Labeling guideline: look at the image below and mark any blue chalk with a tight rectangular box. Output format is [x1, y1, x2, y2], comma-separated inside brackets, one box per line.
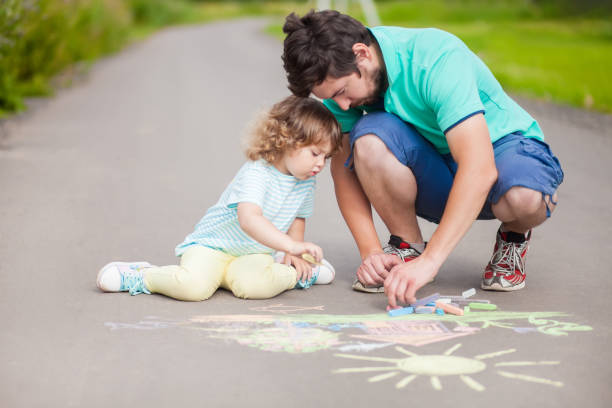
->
[410, 293, 440, 307]
[425, 302, 436, 307]
[415, 306, 436, 314]
[388, 307, 414, 317]
[435, 308, 445, 315]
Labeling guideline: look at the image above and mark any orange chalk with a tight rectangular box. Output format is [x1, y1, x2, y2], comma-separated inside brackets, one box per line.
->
[435, 300, 464, 316]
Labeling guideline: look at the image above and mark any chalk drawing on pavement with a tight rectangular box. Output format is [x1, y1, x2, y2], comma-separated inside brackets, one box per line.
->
[105, 309, 591, 391]
[334, 343, 563, 391]
[249, 304, 325, 314]
[106, 310, 592, 353]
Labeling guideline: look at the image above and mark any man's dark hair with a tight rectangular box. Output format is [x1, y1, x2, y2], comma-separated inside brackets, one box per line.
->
[282, 10, 372, 97]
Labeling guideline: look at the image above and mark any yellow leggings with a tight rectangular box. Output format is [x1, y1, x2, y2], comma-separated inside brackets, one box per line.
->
[143, 245, 298, 301]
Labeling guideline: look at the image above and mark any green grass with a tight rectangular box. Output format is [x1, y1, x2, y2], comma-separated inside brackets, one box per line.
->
[0, 0, 313, 118]
[1, 0, 132, 117]
[267, 0, 612, 113]
[3, 1, 610, 117]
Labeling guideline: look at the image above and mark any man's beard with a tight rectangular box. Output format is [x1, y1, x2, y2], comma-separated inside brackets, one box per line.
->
[352, 66, 388, 108]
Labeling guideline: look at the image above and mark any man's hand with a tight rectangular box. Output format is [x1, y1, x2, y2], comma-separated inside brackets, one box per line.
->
[384, 256, 439, 308]
[282, 253, 314, 283]
[357, 252, 403, 287]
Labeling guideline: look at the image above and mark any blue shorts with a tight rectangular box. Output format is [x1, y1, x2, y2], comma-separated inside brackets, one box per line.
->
[348, 112, 564, 224]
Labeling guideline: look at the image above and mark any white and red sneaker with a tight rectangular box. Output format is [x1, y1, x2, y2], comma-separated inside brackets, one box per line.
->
[352, 235, 423, 293]
[481, 228, 531, 291]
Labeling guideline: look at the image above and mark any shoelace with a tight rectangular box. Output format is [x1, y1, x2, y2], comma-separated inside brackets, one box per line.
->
[295, 268, 319, 289]
[490, 240, 526, 276]
[120, 269, 151, 296]
[383, 244, 421, 260]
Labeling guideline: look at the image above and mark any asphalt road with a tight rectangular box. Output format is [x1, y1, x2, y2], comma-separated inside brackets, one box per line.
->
[1, 19, 611, 408]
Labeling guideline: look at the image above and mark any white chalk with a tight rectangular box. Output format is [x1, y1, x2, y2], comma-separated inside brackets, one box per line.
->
[462, 288, 476, 299]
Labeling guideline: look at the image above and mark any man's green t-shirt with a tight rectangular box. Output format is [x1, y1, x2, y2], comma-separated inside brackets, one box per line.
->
[323, 26, 544, 155]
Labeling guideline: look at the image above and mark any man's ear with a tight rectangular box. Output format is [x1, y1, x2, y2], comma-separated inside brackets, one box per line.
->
[352, 43, 372, 62]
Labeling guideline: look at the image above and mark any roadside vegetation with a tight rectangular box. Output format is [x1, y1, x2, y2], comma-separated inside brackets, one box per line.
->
[1, 0, 610, 117]
[0, 0, 309, 118]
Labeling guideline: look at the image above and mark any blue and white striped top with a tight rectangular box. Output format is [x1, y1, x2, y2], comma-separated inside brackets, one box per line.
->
[175, 160, 315, 257]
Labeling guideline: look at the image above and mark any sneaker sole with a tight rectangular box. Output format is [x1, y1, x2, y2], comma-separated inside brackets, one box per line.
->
[352, 279, 385, 293]
[480, 280, 525, 292]
[352, 276, 436, 294]
[96, 261, 152, 291]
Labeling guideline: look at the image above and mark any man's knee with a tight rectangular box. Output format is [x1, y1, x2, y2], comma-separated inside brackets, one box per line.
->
[353, 135, 390, 169]
[501, 186, 552, 216]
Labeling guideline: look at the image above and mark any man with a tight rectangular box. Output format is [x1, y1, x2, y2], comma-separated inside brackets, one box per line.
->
[281, 10, 564, 308]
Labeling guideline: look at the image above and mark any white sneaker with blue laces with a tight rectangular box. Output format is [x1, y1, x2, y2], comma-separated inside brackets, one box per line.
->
[273, 252, 335, 286]
[96, 261, 153, 295]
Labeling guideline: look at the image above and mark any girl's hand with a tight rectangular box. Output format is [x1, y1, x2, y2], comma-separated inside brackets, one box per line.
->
[289, 240, 323, 263]
[282, 254, 313, 283]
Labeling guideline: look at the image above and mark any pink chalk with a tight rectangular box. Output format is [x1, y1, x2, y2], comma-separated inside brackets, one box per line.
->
[435, 300, 464, 316]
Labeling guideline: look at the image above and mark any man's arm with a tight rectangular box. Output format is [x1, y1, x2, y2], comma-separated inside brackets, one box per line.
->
[330, 134, 380, 257]
[385, 114, 497, 307]
[331, 134, 401, 285]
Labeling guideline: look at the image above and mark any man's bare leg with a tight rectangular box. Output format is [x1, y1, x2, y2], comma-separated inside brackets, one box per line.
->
[484, 186, 559, 291]
[492, 186, 558, 232]
[353, 134, 424, 244]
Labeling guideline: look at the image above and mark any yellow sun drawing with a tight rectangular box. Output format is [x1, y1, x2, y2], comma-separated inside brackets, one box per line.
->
[334, 343, 562, 391]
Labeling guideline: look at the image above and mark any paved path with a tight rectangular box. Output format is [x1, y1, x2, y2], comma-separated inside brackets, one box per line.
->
[1, 19, 611, 408]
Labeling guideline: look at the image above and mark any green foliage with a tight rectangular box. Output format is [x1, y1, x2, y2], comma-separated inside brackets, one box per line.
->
[128, 0, 200, 27]
[0, 0, 313, 117]
[374, 0, 612, 20]
[3, 1, 608, 116]
[0, 0, 25, 111]
[0, 0, 131, 116]
[373, 0, 612, 112]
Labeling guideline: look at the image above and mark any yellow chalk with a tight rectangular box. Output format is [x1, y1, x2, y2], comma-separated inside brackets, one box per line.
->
[301, 253, 322, 265]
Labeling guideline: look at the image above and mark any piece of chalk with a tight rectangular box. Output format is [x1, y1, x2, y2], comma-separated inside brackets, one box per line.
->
[425, 302, 436, 307]
[462, 288, 476, 298]
[410, 293, 440, 307]
[439, 295, 490, 303]
[438, 295, 465, 301]
[435, 308, 445, 315]
[415, 306, 436, 314]
[469, 302, 497, 310]
[464, 306, 470, 313]
[301, 253, 322, 265]
[435, 300, 464, 316]
[388, 306, 414, 317]
[437, 298, 451, 304]
[452, 299, 491, 307]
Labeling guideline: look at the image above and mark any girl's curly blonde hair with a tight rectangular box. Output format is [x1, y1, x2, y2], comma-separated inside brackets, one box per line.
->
[245, 96, 342, 163]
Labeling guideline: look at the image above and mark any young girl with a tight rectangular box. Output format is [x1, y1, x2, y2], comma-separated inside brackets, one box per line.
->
[96, 96, 342, 301]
